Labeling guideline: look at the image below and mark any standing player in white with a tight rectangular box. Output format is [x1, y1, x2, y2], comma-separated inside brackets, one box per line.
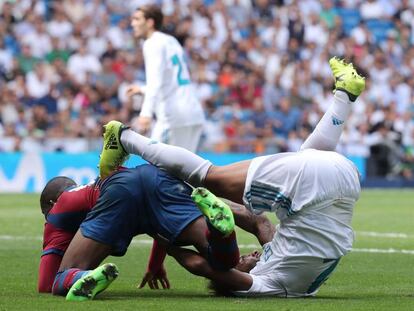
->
[99, 57, 365, 297]
[127, 5, 205, 152]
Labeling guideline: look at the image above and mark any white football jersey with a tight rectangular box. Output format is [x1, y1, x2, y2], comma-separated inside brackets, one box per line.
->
[140, 31, 205, 128]
[243, 149, 361, 259]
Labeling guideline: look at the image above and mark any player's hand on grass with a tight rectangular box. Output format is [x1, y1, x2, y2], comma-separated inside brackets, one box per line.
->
[126, 84, 143, 97]
[138, 266, 170, 290]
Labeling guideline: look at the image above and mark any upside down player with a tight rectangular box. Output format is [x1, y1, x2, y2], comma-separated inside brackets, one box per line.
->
[99, 57, 366, 297]
[38, 166, 273, 300]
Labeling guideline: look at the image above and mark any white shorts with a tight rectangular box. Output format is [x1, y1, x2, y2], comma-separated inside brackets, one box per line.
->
[234, 253, 341, 297]
[151, 123, 203, 153]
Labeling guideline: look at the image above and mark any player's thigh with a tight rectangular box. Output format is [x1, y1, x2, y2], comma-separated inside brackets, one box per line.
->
[59, 230, 112, 271]
[174, 216, 209, 257]
[204, 160, 251, 205]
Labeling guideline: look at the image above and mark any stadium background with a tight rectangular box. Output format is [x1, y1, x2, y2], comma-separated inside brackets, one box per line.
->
[0, 2, 413, 310]
[1, 0, 414, 190]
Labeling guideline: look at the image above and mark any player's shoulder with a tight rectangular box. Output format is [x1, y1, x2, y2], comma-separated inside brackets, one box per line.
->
[145, 31, 176, 48]
[48, 183, 95, 214]
[145, 31, 166, 45]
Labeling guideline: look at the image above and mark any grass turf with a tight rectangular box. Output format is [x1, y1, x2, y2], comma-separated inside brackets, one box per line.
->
[0, 190, 413, 310]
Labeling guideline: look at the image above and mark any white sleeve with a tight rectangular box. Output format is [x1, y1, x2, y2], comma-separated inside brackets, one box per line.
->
[140, 40, 165, 118]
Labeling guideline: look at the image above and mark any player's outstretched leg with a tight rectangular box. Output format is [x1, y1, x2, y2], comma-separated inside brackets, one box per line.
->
[66, 263, 119, 301]
[329, 56, 365, 102]
[300, 57, 366, 151]
[191, 187, 235, 236]
[99, 121, 129, 178]
[101, 120, 212, 187]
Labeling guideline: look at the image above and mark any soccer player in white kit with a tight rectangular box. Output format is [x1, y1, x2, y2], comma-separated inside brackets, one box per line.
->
[99, 57, 365, 297]
[127, 5, 205, 152]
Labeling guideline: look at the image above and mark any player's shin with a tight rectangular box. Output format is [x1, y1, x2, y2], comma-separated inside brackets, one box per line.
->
[300, 91, 351, 151]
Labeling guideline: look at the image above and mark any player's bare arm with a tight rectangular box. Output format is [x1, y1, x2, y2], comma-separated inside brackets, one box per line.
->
[225, 199, 275, 246]
[166, 246, 253, 292]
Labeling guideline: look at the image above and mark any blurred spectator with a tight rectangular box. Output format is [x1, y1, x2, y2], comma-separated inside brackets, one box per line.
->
[17, 44, 41, 74]
[21, 17, 52, 58]
[67, 41, 101, 84]
[360, 0, 386, 20]
[25, 62, 51, 99]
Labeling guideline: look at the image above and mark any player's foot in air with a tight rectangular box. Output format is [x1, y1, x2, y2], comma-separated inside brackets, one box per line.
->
[99, 121, 129, 179]
[191, 187, 235, 236]
[329, 57, 365, 102]
[66, 263, 119, 301]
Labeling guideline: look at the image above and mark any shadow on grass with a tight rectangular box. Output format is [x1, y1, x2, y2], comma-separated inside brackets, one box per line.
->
[100, 290, 210, 300]
[96, 290, 413, 301]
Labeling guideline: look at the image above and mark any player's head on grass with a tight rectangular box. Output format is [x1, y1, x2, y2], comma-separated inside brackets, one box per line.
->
[131, 4, 163, 39]
[209, 251, 261, 297]
[39, 176, 76, 216]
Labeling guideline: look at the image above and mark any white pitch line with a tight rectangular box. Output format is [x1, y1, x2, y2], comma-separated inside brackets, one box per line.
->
[4, 230, 413, 242]
[129, 240, 414, 255]
[351, 248, 414, 255]
[356, 231, 413, 239]
[0, 235, 42, 241]
[2, 235, 414, 256]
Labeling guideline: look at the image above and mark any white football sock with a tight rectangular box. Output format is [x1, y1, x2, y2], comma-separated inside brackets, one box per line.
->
[120, 129, 211, 186]
[300, 91, 351, 151]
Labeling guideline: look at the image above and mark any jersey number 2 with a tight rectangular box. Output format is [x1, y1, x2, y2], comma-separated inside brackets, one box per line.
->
[171, 54, 190, 86]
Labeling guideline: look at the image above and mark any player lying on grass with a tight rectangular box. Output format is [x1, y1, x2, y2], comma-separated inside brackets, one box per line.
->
[99, 57, 366, 297]
[38, 166, 273, 300]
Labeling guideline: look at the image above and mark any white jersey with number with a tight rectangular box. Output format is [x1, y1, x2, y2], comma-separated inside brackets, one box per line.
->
[140, 31, 205, 129]
[243, 149, 361, 260]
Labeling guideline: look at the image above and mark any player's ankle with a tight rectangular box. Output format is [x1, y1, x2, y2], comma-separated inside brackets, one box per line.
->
[334, 90, 352, 103]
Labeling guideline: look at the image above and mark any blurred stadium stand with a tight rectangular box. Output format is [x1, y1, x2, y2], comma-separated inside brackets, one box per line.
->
[0, 0, 414, 190]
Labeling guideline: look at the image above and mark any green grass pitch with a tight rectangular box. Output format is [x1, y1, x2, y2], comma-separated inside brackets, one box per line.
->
[0, 190, 413, 311]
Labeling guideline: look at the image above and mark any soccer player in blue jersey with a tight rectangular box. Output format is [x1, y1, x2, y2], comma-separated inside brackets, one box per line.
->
[38, 165, 272, 300]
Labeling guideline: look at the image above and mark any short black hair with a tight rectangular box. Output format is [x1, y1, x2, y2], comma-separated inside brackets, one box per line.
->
[138, 5, 163, 30]
[40, 176, 76, 215]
